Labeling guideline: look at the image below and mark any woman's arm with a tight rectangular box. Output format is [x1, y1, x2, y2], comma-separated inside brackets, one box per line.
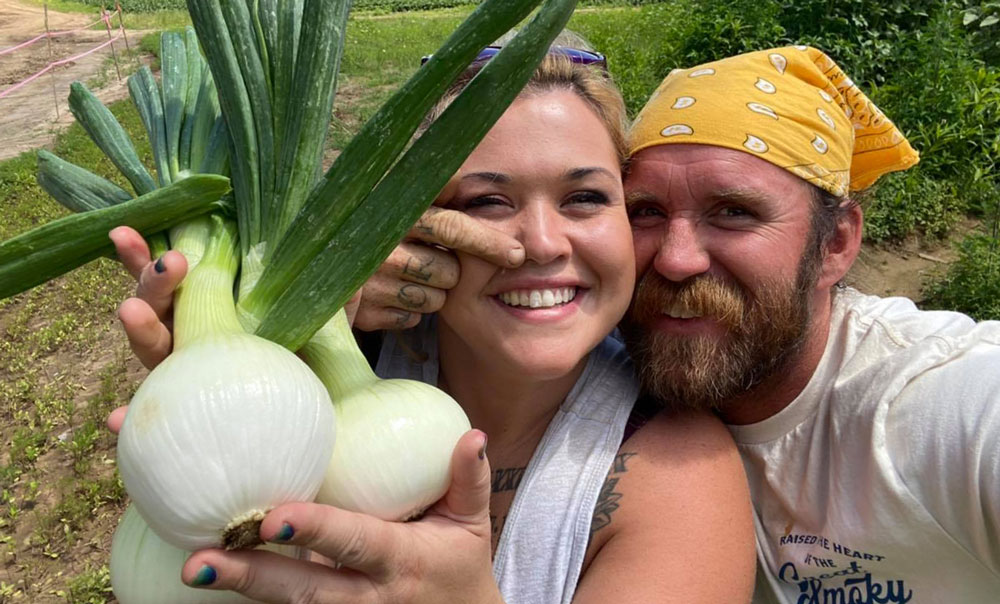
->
[575, 410, 756, 603]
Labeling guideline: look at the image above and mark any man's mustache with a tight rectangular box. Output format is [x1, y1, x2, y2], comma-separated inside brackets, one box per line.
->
[628, 272, 748, 332]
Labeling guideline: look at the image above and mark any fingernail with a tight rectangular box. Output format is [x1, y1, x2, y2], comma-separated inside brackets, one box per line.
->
[507, 247, 525, 267]
[189, 564, 217, 587]
[478, 433, 488, 460]
[154, 257, 166, 274]
[273, 522, 295, 542]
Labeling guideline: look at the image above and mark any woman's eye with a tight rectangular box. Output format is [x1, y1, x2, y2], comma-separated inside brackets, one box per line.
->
[566, 191, 610, 206]
[466, 196, 506, 208]
[449, 195, 509, 213]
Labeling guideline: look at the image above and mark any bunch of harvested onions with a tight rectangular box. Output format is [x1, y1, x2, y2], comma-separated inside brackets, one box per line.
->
[0, 0, 578, 599]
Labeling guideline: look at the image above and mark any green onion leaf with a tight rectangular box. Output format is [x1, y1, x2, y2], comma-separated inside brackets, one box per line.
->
[69, 81, 158, 196]
[256, 0, 578, 349]
[0, 175, 231, 300]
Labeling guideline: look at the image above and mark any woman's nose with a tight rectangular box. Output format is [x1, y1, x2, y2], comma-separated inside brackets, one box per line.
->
[652, 218, 710, 282]
[518, 205, 571, 265]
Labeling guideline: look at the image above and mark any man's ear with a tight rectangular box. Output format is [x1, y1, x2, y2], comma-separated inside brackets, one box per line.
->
[818, 203, 863, 290]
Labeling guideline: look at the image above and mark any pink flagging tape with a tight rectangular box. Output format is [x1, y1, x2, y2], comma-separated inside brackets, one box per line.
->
[0, 9, 120, 57]
[0, 27, 124, 100]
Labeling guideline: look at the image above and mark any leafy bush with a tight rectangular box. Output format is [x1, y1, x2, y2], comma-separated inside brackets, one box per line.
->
[572, 4, 690, 115]
[962, 1, 1000, 63]
[864, 171, 966, 243]
[869, 6, 999, 206]
[924, 232, 1000, 320]
[672, 0, 786, 65]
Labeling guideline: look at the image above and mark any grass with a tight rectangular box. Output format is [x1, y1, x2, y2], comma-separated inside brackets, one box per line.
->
[20, 0, 191, 30]
[0, 100, 147, 602]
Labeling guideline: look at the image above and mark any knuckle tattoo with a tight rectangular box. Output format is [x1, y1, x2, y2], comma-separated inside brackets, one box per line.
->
[392, 309, 412, 327]
[402, 255, 434, 282]
[397, 284, 428, 309]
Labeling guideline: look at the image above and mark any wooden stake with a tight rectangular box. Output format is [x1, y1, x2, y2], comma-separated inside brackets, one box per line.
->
[44, 2, 60, 119]
[103, 7, 122, 81]
[115, 2, 135, 65]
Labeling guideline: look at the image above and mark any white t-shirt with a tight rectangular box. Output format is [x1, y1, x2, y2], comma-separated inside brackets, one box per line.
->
[729, 288, 1000, 603]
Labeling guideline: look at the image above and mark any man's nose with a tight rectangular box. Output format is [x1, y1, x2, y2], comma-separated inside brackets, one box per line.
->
[652, 219, 710, 282]
[519, 206, 571, 265]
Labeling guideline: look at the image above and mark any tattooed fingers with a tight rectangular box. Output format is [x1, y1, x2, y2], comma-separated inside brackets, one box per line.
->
[380, 241, 460, 290]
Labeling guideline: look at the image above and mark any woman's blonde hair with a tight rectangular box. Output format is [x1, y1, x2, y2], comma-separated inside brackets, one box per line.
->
[423, 31, 629, 165]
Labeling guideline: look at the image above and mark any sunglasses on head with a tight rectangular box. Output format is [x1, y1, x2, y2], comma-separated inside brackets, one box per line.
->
[421, 45, 608, 71]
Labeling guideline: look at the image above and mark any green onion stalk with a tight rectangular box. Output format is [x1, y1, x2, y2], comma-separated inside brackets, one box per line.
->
[0, 0, 580, 570]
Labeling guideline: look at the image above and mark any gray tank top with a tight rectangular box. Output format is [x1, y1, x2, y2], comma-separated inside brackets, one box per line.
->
[376, 317, 639, 604]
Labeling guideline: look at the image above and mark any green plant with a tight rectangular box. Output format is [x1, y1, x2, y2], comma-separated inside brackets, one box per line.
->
[864, 170, 966, 243]
[963, 1, 1000, 61]
[924, 232, 1000, 319]
[674, 0, 786, 65]
[63, 564, 112, 604]
[0, 581, 22, 602]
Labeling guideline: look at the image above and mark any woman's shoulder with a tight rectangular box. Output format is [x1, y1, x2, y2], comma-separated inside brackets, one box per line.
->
[599, 409, 743, 524]
[578, 409, 755, 602]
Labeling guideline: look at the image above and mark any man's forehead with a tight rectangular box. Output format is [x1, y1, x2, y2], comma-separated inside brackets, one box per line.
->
[625, 144, 810, 197]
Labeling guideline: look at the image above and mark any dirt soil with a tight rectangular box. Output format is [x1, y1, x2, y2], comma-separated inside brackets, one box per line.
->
[0, 0, 145, 162]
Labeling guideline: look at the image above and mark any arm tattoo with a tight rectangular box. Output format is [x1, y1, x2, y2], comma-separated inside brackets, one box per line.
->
[402, 255, 434, 282]
[590, 452, 636, 536]
[397, 283, 428, 309]
[490, 513, 508, 544]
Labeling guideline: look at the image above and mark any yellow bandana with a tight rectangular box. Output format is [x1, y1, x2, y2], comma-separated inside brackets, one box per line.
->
[628, 46, 919, 196]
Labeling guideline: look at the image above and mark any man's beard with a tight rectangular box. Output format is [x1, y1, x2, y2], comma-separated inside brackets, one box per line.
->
[620, 255, 820, 412]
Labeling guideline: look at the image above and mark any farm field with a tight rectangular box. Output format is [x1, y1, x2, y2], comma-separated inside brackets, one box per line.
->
[0, 0, 996, 601]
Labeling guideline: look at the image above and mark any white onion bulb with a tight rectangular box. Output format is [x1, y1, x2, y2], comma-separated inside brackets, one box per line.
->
[318, 378, 470, 520]
[117, 334, 335, 550]
[111, 504, 300, 603]
[116, 218, 335, 551]
[299, 311, 470, 521]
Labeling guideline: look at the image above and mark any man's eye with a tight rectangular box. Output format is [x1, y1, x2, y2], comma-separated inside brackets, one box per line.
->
[718, 206, 752, 218]
[628, 206, 664, 219]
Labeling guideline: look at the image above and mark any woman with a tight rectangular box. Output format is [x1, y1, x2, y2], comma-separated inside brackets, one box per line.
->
[109, 37, 755, 603]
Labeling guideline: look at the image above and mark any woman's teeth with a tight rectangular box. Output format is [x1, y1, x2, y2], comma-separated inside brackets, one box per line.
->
[499, 287, 577, 309]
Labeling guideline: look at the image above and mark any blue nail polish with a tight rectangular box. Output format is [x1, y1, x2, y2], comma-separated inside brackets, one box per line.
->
[274, 523, 295, 541]
[154, 257, 167, 274]
[190, 565, 217, 587]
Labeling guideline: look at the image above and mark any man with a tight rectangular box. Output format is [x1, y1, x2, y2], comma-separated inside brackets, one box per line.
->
[619, 46, 1000, 602]
[112, 47, 999, 602]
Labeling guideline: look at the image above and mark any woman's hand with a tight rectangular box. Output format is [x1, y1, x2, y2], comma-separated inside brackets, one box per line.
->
[109, 226, 188, 370]
[180, 429, 503, 604]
